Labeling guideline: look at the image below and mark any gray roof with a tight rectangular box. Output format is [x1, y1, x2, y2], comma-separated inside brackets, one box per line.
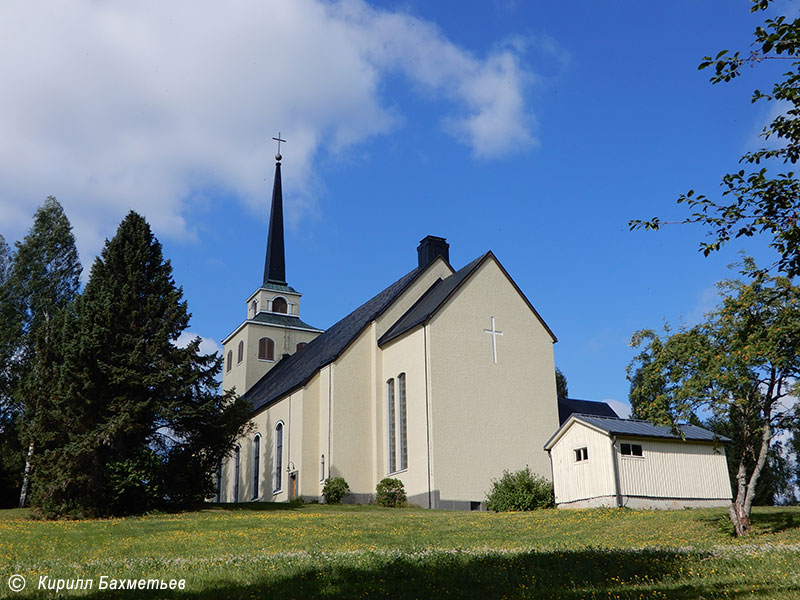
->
[378, 252, 557, 347]
[557, 398, 619, 425]
[574, 414, 730, 443]
[244, 266, 424, 413]
[378, 254, 486, 346]
[249, 312, 321, 332]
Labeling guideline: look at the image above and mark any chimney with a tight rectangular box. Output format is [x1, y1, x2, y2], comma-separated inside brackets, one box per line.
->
[417, 236, 450, 269]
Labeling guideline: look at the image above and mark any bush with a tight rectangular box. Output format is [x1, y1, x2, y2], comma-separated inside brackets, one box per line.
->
[322, 477, 350, 504]
[485, 467, 554, 512]
[376, 477, 406, 508]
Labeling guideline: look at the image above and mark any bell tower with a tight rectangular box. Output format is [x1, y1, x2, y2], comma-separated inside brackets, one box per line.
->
[221, 138, 323, 396]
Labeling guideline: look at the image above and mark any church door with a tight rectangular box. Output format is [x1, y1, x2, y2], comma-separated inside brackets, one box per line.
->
[289, 471, 298, 500]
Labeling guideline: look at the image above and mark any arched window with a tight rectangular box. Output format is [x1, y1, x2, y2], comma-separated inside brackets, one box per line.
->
[252, 434, 261, 500]
[296, 342, 307, 352]
[215, 460, 222, 503]
[226, 350, 233, 373]
[237, 340, 244, 364]
[274, 422, 284, 493]
[386, 378, 396, 473]
[398, 373, 408, 471]
[250, 299, 258, 317]
[233, 445, 241, 503]
[272, 297, 288, 314]
[258, 337, 275, 361]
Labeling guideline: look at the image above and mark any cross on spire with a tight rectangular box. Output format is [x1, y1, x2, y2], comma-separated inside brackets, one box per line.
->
[272, 132, 286, 161]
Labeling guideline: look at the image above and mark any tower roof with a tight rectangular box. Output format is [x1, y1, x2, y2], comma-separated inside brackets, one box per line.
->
[263, 159, 286, 286]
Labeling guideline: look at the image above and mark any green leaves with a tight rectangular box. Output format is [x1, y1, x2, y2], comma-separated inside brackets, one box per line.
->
[628, 265, 800, 532]
[631, 2, 800, 277]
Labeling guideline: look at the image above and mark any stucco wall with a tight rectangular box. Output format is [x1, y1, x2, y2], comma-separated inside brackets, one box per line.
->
[426, 257, 559, 505]
[220, 392, 297, 503]
[221, 322, 320, 396]
[379, 326, 433, 507]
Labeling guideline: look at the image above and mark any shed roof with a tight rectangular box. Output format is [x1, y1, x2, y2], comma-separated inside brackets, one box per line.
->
[545, 414, 730, 450]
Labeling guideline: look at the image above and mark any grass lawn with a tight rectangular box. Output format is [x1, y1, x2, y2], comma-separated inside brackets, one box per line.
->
[0, 503, 798, 599]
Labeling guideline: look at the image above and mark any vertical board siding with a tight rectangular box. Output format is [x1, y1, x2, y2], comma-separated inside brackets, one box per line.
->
[618, 439, 731, 499]
[550, 424, 614, 503]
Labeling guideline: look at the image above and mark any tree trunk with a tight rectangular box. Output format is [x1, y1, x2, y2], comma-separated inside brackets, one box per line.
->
[18, 441, 34, 508]
[729, 500, 750, 536]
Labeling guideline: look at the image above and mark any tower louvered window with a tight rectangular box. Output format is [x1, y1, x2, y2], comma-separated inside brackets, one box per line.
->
[258, 337, 275, 361]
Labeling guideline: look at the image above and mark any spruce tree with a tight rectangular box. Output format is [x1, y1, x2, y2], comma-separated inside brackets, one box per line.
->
[5, 198, 81, 507]
[33, 211, 249, 517]
[0, 235, 25, 507]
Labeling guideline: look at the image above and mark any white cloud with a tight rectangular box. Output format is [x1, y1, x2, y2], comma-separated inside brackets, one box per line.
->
[175, 331, 223, 358]
[0, 0, 540, 264]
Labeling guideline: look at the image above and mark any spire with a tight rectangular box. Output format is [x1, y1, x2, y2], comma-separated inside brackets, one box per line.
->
[263, 138, 287, 286]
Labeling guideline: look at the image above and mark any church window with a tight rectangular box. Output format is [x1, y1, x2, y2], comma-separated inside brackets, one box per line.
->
[258, 337, 275, 361]
[215, 460, 222, 503]
[274, 422, 284, 493]
[252, 434, 261, 500]
[387, 378, 396, 473]
[272, 297, 288, 314]
[398, 373, 408, 471]
[320, 454, 325, 482]
[233, 445, 241, 502]
[620, 443, 643, 457]
[574, 447, 588, 462]
[296, 342, 307, 352]
[237, 340, 244, 364]
[226, 350, 232, 373]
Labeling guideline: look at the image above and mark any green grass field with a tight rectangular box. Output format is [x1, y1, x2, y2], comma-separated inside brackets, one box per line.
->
[0, 503, 798, 599]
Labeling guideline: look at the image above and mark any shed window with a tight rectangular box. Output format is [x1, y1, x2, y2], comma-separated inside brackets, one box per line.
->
[258, 337, 275, 361]
[272, 297, 288, 314]
[620, 443, 643, 457]
[574, 447, 588, 462]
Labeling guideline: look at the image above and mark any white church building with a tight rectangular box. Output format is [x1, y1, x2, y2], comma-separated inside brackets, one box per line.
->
[216, 154, 732, 510]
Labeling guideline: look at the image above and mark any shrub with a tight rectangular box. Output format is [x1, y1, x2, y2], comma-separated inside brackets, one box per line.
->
[485, 467, 554, 512]
[322, 477, 350, 504]
[376, 477, 406, 508]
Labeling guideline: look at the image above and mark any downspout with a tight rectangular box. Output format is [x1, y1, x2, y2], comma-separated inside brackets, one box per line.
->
[424, 324, 432, 509]
[328, 366, 332, 480]
[546, 449, 555, 506]
[610, 435, 622, 508]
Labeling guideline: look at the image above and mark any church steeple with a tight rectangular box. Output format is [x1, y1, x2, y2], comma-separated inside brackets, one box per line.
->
[263, 144, 286, 286]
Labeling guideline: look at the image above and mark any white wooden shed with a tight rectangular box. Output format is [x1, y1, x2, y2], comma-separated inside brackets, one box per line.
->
[544, 414, 733, 509]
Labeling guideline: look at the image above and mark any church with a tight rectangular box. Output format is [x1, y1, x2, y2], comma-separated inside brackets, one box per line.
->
[216, 152, 562, 509]
[216, 153, 732, 510]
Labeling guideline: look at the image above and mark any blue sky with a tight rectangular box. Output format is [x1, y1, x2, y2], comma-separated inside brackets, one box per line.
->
[0, 0, 789, 417]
